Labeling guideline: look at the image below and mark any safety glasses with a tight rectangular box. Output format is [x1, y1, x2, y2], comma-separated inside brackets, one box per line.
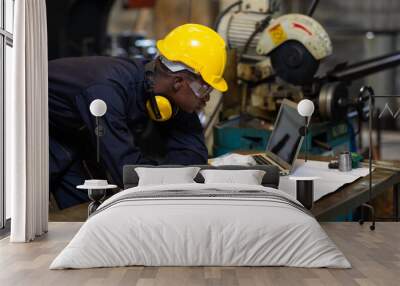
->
[159, 55, 213, 98]
[188, 80, 213, 99]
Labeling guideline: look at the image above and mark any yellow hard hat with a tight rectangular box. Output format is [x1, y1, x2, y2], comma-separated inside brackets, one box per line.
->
[157, 23, 228, 92]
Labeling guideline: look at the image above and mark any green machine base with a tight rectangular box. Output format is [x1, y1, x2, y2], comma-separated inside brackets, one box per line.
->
[213, 116, 351, 157]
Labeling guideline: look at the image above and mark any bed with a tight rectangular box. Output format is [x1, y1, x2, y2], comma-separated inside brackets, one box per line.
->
[50, 165, 350, 269]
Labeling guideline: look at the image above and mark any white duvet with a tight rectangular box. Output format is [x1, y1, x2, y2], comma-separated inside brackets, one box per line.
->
[50, 183, 350, 269]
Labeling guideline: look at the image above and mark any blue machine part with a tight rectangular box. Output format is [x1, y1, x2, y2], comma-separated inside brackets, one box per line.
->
[213, 117, 352, 157]
[213, 117, 270, 157]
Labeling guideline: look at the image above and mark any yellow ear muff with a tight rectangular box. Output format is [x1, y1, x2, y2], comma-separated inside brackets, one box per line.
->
[146, 95, 173, 122]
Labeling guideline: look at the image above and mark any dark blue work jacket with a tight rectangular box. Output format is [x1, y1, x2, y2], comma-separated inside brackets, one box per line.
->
[48, 56, 208, 187]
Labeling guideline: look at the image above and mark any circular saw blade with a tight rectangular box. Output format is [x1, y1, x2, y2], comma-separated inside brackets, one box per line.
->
[270, 40, 319, 86]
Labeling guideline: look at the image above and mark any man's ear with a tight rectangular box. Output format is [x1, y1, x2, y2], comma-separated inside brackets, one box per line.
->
[173, 76, 184, 91]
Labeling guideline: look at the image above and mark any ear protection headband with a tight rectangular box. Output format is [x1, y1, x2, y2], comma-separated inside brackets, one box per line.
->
[144, 61, 176, 122]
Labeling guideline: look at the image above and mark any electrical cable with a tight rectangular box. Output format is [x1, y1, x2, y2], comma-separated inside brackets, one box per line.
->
[307, 0, 320, 17]
[213, 1, 242, 30]
[241, 15, 272, 57]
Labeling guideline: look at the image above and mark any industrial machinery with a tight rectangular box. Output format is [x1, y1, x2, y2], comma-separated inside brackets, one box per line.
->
[213, 0, 400, 156]
[45, 0, 400, 156]
[46, 0, 157, 60]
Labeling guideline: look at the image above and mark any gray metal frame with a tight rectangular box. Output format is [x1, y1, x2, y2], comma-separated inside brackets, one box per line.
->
[0, 0, 13, 229]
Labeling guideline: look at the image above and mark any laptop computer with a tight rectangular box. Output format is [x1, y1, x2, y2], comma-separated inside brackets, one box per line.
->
[252, 99, 305, 176]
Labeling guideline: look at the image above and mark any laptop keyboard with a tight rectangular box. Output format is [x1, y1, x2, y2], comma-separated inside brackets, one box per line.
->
[253, 154, 289, 176]
[253, 155, 272, 165]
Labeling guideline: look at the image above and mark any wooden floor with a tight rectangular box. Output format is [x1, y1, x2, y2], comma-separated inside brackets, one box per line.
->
[0, 222, 399, 286]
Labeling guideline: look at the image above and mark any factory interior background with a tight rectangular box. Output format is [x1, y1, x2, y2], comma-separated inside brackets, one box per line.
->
[40, 0, 400, 220]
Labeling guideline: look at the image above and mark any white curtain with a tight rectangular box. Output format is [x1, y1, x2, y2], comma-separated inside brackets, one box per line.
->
[6, 0, 49, 242]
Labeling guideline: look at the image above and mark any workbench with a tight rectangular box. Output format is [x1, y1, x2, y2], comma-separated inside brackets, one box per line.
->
[312, 159, 400, 221]
[233, 151, 400, 222]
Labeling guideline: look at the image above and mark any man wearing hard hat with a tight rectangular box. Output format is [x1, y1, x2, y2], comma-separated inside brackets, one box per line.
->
[49, 24, 228, 209]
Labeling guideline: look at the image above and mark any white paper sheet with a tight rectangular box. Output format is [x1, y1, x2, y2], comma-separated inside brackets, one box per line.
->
[279, 160, 371, 201]
[209, 153, 257, 166]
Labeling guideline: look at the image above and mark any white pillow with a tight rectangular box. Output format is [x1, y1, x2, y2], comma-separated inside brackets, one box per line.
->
[135, 167, 201, 186]
[200, 169, 266, 185]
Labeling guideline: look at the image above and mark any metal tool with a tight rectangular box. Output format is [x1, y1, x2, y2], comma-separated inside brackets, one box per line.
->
[338, 151, 352, 172]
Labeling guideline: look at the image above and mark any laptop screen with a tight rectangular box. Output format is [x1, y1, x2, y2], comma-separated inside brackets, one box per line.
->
[266, 101, 304, 165]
